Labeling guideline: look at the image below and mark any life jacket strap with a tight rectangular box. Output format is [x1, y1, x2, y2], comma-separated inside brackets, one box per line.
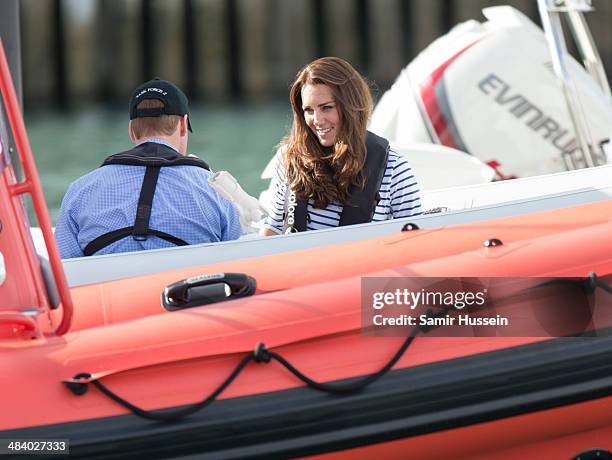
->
[83, 163, 187, 256]
[82, 142, 208, 256]
[338, 131, 389, 226]
[83, 227, 188, 256]
[291, 131, 389, 232]
[132, 165, 160, 240]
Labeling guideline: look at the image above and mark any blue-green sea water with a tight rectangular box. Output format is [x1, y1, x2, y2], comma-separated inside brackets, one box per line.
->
[25, 101, 291, 222]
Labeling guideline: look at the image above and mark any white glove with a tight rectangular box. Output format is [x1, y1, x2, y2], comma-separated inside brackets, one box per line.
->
[209, 171, 263, 232]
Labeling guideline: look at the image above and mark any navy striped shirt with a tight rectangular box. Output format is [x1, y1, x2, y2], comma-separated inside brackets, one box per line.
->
[264, 149, 422, 234]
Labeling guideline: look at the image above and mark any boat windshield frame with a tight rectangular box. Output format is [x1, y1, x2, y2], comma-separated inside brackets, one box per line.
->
[537, 0, 611, 169]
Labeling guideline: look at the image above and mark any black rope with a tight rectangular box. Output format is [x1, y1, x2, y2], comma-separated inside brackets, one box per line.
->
[64, 309, 442, 420]
[71, 354, 255, 422]
[63, 274, 612, 422]
[266, 311, 430, 395]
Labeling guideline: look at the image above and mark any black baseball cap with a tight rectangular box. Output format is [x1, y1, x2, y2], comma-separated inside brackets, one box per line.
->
[129, 78, 193, 132]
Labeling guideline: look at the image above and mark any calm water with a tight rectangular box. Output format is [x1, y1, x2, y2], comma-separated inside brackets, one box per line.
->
[25, 101, 291, 222]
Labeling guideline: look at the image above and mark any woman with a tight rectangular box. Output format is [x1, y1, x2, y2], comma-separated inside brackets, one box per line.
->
[262, 57, 421, 235]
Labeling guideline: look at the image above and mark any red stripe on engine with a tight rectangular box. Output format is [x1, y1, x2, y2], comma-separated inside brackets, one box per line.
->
[419, 41, 480, 149]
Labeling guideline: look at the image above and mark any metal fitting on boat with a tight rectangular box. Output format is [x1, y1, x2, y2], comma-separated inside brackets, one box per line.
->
[401, 223, 420, 232]
[483, 238, 503, 247]
[585, 272, 598, 294]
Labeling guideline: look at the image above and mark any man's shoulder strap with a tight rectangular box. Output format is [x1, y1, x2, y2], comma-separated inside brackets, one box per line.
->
[101, 142, 210, 170]
[83, 163, 190, 256]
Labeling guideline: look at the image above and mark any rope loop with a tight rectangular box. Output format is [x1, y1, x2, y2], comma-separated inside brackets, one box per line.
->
[253, 342, 271, 363]
[63, 372, 92, 396]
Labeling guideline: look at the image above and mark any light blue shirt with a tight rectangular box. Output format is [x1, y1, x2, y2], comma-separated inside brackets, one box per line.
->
[55, 141, 241, 258]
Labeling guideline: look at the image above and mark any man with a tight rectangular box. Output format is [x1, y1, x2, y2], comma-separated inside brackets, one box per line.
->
[55, 78, 241, 258]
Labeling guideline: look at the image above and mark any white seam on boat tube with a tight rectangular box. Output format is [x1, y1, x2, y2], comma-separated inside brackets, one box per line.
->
[0, 252, 5, 286]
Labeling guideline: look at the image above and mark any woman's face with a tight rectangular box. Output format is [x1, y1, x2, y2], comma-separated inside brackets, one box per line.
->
[301, 84, 342, 147]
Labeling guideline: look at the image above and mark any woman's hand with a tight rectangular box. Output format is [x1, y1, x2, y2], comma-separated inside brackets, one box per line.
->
[261, 228, 278, 237]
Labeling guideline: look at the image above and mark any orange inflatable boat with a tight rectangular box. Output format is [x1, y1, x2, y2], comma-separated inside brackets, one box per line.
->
[1, 37, 612, 460]
[2, 214, 612, 459]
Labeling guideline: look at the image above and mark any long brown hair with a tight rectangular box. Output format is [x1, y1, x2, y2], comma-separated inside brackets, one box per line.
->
[284, 57, 373, 208]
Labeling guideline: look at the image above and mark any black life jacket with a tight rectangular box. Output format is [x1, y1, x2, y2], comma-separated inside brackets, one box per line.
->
[292, 131, 390, 232]
[83, 142, 210, 256]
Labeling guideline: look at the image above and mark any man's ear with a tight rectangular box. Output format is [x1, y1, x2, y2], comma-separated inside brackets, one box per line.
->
[179, 115, 188, 136]
[128, 121, 136, 143]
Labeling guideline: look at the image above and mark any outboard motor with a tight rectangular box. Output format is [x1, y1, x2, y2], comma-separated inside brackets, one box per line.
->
[370, 5, 612, 179]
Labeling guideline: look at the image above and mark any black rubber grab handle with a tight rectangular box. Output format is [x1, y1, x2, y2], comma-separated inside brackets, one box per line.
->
[162, 272, 257, 311]
[571, 449, 612, 460]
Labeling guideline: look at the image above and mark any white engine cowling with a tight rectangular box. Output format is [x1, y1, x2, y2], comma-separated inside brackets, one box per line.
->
[370, 6, 612, 179]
